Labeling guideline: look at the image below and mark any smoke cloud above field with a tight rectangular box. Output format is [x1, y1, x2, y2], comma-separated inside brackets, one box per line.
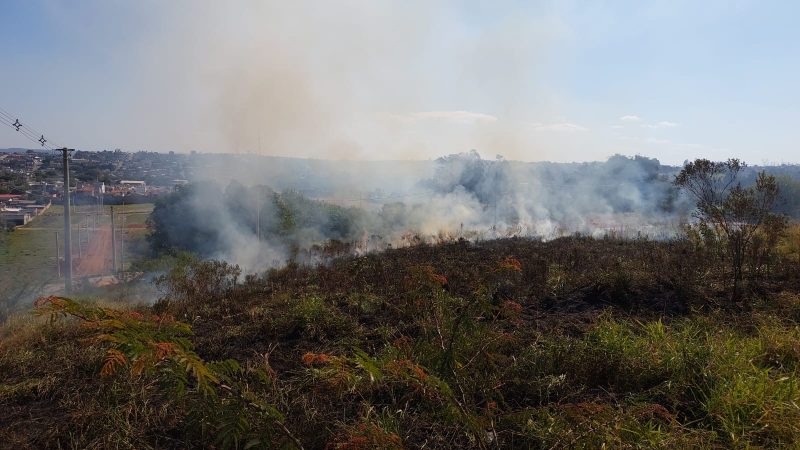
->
[211, 2, 566, 161]
[93, 1, 582, 161]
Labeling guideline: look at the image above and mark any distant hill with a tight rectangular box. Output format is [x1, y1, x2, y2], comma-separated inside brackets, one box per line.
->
[0, 148, 49, 153]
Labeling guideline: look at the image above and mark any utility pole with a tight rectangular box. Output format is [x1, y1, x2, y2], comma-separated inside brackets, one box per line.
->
[111, 206, 117, 273]
[55, 231, 61, 278]
[60, 148, 74, 294]
[120, 195, 125, 275]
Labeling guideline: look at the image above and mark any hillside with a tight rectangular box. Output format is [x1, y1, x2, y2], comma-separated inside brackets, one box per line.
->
[2, 235, 800, 448]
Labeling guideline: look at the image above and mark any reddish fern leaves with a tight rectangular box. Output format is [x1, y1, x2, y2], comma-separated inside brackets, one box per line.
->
[33, 296, 214, 389]
[100, 348, 128, 377]
[498, 256, 522, 273]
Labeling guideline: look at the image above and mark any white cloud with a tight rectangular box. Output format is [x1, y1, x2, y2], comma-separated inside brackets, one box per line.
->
[620, 115, 642, 122]
[642, 121, 678, 129]
[400, 110, 498, 124]
[531, 122, 588, 132]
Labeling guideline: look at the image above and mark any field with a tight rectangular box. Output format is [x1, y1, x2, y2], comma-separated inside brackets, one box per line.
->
[0, 203, 154, 319]
[2, 234, 800, 448]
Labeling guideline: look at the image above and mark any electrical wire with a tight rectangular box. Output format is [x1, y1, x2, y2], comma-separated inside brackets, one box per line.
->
[0, 105, 61, 150]
[0, 106, 50, 142]
[0, 114, 42, 145]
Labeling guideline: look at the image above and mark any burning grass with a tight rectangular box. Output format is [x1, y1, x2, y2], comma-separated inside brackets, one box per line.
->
[2, 236, 800, 448]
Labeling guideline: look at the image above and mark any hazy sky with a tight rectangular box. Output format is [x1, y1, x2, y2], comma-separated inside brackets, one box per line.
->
[1, 0, 798, 165]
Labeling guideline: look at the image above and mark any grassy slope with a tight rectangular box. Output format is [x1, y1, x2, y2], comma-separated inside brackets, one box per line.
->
[0, 204, 154, 317]
[2, 237, 800, 448]
[0, 205, 67, 314]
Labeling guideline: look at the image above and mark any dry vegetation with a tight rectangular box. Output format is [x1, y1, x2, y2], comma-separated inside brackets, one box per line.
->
[2, 230, 800, 448]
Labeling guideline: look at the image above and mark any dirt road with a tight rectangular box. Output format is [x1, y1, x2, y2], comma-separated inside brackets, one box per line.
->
[75, 225, 112, 277]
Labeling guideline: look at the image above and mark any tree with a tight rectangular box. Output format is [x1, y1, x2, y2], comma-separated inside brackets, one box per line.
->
[674, 159, 785, 301]
[774, 174, 800, 219]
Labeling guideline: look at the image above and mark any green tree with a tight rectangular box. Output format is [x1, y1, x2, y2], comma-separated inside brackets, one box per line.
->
[675, 158, 786, 302]
[775, 174, 800, 219]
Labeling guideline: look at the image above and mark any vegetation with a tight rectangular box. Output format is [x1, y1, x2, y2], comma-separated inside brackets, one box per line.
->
[147, 183, 367, 257]
[0, 167, 28, 194]
[0, 205, 72, 321]
[3, 156, 800, 448]
[0, 204, 154, 320]
[675, 159, 786, 302]
[3, 231, 800, 448]
[775, 174, 800, 218]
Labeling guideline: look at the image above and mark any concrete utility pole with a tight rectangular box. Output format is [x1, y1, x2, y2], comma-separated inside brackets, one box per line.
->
[120, 196, 125, 274]
[60, 148, 74, 294]
[55, 231, 61, 278]
[111, 206, 117, 273]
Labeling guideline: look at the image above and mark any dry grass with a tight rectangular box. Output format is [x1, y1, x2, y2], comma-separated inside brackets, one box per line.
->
[2, 236, 800, 448]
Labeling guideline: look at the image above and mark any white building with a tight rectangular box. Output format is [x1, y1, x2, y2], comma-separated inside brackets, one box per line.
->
[119, 180, 147, 194]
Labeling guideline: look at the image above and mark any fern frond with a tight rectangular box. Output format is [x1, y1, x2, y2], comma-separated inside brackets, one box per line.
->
[100, 348, 128, 377]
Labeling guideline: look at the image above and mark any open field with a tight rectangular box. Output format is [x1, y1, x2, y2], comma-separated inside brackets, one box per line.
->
[3, 235, 800, 448]
[0, 204, 154, 318]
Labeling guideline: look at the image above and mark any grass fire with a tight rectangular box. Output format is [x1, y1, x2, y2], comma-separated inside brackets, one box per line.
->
[3, 2, 800, 449]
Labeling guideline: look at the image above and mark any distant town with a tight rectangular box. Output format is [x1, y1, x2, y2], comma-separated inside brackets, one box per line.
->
[0, 149, 190, 228]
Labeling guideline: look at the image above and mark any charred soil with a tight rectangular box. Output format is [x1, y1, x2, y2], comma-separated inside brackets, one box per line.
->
[3, 236, 800, 448]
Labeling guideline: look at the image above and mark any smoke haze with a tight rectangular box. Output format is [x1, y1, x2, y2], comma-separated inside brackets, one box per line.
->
[6, 2, 800, 165]
[19, 1, 589, 161]
[148, 152, 693, 271]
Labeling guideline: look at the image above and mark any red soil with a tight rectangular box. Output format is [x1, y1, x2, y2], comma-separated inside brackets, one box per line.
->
[75, 225, 112, 277]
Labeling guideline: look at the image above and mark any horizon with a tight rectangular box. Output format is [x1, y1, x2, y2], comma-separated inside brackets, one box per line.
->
[4, 147, 800, 170]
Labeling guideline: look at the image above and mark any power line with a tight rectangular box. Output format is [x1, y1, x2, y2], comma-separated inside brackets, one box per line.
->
[0, 104, 75, 293]
[0, 106, 60, 150]
[0, 117, 42, 146]
[0, 106, 53, 142]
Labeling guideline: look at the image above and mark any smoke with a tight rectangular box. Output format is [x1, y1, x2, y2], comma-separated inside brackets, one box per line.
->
[186, 1, 566, 160]
[392, 152, 690, 239]
[51, 1, 579, 160]
[150, 152, 693, 271]
[92, 2, 690, 267]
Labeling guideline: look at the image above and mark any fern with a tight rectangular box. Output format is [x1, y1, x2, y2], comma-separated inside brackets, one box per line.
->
[33, 296, 304, 449]
[100, 348, 128, 377]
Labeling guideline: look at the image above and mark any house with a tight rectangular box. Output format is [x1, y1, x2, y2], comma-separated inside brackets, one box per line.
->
[0, 207, 32, 227]
[119, 180, 147, 194]
[0, 194, 22, 203]
[22, 202, 50, 217]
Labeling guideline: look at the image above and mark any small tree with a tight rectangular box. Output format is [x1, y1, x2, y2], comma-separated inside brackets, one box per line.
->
[674, 159, 785, 301]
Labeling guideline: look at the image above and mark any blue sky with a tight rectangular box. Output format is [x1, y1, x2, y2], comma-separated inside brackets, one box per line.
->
[1, 1, 798, 165]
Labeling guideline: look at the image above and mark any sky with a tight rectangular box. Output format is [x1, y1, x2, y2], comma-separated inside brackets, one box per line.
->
[0, 0, 799, 165]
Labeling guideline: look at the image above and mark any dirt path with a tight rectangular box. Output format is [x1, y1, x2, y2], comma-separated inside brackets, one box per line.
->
[75, 225, 112, 277]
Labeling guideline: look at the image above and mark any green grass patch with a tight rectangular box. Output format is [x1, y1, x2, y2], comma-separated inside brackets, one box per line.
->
[0, 204, 155, 318]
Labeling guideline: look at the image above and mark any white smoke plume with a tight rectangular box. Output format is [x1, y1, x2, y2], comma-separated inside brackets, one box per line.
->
[149, 152, 693, 271]
[36, 1, 584, 161]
